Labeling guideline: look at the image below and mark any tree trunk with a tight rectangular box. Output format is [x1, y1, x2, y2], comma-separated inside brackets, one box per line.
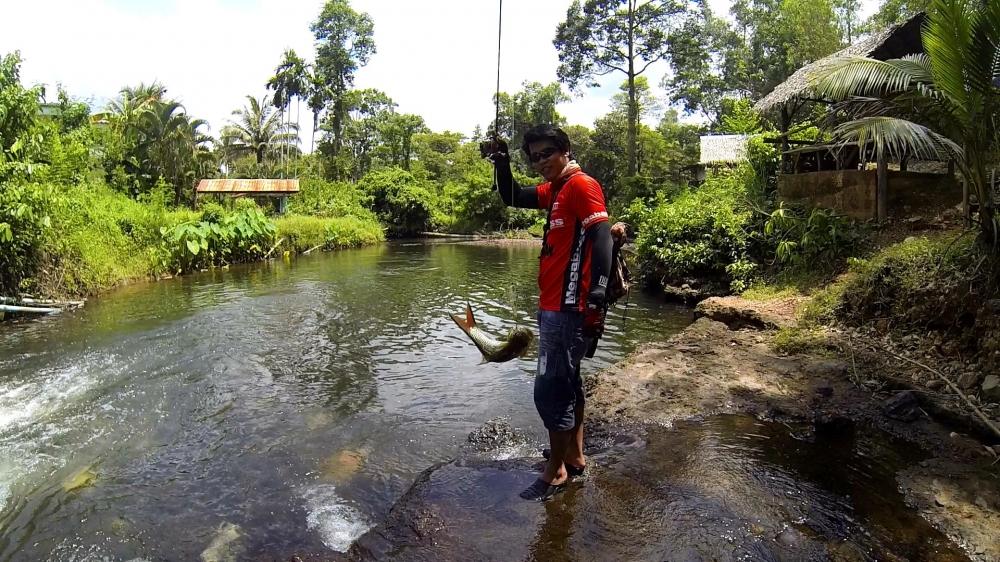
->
[625, 0, 638, 177]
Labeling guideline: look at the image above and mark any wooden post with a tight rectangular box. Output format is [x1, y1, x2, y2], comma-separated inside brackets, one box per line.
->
[962, 178, 970, 227]
[877, 150, 888, 222]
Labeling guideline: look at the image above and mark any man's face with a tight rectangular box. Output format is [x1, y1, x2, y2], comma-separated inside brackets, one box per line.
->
[527, 140, 569, 183]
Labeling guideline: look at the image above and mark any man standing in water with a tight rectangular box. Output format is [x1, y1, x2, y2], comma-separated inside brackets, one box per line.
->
[482, 125, 613, 501]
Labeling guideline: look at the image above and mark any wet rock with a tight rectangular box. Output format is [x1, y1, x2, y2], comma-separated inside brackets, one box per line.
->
[663, 284, 718, 304]
[957, 371, 981, 390]
[882, 391, 921, 422]
[200, 522, 243, 562]
[982, 375, 1000, 402]
[466, 417, 528, 452]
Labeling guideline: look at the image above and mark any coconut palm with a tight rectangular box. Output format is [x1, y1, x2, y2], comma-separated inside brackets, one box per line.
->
[221, 95, 299, 168]
[266, 49, 308, 168]
[136, 100, 214, 205]
[810, 0, 1000, 245]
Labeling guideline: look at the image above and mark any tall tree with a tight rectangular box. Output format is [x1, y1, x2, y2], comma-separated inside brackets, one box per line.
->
[379, 113, 428, 171]
[311, 0, 375, 158]
[865, 0, 930, 31]
[0, 51, 44, 181]
[266, 49, 308, 169]
[554, 0, 689, 176]
[493, 81, 568, 172]
[833, 0, 862, 44]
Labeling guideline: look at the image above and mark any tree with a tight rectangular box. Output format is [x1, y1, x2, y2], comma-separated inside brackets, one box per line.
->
[663, 1, 741, 125]
[833, 0, 862, 44]
[811, 0, 1000, 245]
[326, 88, 395, 180]
[668, 0, 842, 128]
[266, 49, 308, 169]
[555, 0, 689, 176]
[221, 95, 298, 168]
[492, 81, 568, 170]
[136, 101, 213, 205]
[0, 51, 44, 181]
[379, 113, 427, 171]
[865, 0, 930, 31]
[311, 0, 375, 157]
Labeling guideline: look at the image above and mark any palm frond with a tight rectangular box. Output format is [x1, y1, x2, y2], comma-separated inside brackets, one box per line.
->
[811, 55, 934, 101]
[831, 116, 963, 162]
[923, 0, 975, 117]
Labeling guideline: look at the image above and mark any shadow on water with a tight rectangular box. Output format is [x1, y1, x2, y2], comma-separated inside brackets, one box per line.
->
[0, 241, 690, 560]
[352, 414, 969, 562]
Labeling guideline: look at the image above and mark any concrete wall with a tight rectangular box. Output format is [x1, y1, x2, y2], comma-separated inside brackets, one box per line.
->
[778, 170, 960, 220]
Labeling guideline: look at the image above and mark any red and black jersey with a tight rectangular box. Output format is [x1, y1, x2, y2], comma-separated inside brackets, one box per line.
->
[536, 172, 609, 312]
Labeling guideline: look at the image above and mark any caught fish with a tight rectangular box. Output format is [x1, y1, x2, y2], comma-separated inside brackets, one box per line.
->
[451, 304, 533, 363]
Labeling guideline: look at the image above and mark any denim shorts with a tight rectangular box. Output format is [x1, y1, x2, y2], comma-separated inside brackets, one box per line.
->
[534, 309, 592, 432]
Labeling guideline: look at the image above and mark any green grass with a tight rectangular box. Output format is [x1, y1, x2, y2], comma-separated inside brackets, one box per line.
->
[274, 214, 384, 254]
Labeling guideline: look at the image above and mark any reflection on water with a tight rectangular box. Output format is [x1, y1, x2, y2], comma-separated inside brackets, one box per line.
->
[0, 241, 690, 560]
[352, 415, 968, 562]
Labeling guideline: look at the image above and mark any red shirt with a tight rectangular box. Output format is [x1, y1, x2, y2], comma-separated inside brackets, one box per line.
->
[536, 172, 609, 312]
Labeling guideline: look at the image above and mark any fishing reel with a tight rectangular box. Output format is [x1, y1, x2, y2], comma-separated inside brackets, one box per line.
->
[479, 137, 509, 160]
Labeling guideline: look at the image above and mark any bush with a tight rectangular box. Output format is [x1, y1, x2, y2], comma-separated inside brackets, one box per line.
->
[830, 232, 995, 330]
[764, 204, 863, 268]
[633, 166, 757, 291]
[0, 183, 57, 293]
[159, 204, 276, 273]
[358, 167, 436, 236]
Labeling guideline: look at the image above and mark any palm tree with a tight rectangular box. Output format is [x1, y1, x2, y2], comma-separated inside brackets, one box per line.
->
[136, 100, 214, 205]
[221, 95, 299, 168]
[810, 0, 1000, 245]
[267, 49, 308, 170]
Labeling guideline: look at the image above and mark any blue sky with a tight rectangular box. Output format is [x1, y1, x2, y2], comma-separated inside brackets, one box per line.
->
[2, 0, 879, 148]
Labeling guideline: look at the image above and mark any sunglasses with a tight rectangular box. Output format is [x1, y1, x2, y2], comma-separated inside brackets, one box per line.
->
[528, 147, 560, 163]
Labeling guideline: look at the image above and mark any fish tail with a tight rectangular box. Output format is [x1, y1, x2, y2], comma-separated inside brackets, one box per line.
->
[450, 302, 477, 335]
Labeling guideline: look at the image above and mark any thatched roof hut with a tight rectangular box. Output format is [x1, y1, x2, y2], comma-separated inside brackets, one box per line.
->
[699, 135, 749, 165]
[754, 13, 926, 114]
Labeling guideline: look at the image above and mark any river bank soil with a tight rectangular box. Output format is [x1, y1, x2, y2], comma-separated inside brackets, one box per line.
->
[345, 297, 1000, 562]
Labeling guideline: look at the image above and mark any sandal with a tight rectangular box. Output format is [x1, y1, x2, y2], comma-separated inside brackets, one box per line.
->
[519, 478, 566, 502]
[541, 448, 586, 477]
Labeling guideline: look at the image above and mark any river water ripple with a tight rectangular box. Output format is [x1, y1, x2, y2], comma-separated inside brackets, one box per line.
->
[0, 242, 690, 560]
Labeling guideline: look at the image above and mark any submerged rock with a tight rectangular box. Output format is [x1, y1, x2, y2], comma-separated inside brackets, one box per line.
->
[61, 467, 96, 493]
[200, 522, 243, 562]
[466, 417, 528, 453]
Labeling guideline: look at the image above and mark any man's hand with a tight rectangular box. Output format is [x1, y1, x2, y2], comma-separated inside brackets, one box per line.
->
[479, 137, 509, 162]
[582, 304, 605, 339]
[611, 222, 628, 245]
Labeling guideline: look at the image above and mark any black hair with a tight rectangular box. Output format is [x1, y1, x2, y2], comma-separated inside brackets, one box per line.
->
[521, 124, 571, 156]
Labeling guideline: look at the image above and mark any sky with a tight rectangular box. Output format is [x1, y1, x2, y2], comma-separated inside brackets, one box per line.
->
[1, 0, 879, 147]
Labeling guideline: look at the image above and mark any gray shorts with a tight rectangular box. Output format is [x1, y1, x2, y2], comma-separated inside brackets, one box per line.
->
[534, 309, 592, 432]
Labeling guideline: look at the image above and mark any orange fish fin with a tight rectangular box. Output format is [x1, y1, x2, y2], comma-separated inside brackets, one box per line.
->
[465, 302, 476, 329]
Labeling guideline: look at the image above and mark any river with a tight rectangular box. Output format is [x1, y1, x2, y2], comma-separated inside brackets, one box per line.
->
[0, 241, 691, 560]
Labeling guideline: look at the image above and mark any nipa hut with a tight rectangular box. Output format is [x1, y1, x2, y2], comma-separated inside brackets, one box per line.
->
[754, 13, 961, 222]
[195, 179, 300, 214]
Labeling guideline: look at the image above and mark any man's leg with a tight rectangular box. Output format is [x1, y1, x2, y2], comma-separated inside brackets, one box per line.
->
[542, 429, 572, 484]
[564, 401, 586, 469]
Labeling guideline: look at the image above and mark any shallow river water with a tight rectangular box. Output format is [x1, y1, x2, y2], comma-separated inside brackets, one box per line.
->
[0, 241, 690, 560]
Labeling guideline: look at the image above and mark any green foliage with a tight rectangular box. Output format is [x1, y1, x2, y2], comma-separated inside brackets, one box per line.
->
[764, 203, 862, 267]
[274, 214, 383, 253]
[633, 166, 757, 290]
[288, 177, 376, 221]
[0, 183, 56, 293]
[159, 202, 277, 273]
[830, 232, 996, 329]
[358, 167, 435, 236]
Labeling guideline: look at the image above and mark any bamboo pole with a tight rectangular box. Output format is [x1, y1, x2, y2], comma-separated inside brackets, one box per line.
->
[0, 304, 60, 314]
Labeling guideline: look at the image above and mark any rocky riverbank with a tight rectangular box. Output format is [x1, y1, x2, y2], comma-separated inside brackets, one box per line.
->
[341, 296, 1000, 561]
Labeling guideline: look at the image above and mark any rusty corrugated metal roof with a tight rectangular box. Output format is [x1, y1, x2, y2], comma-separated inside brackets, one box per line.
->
[196, 179, 300, 193]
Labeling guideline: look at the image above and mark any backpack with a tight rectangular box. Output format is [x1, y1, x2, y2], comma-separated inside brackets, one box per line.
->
[606, 238, 631, 307]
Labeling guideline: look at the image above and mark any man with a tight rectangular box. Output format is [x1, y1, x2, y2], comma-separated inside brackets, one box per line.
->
[482, 124, 613, 501]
